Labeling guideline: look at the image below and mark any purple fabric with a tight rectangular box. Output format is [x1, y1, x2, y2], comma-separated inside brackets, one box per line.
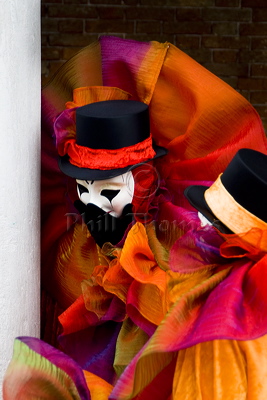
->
[100, 36, 152, 98]
[58, 321, 122, 384]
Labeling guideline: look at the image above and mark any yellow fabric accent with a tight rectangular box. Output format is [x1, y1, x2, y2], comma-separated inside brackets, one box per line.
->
[114, 318, 149, 377]
[65, 86, 132, 108]
[49, 223, 108, 310]
[83, 371, 113, 400]
[173, 335, 267, 400]
[42, 40, 102, 104]
[205, 174, 267, 250]
[167, 265, 232, 312]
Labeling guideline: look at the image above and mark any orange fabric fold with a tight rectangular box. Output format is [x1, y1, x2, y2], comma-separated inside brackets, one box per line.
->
[172, 335, 267, 400]
[66, 86, 131, 108]
[83, 371, 113, 400]
[80, 222, 168, 327]
[219, 228, 267, 259]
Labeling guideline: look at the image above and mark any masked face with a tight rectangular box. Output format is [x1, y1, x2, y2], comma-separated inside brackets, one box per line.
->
[76, 171, 135, 218]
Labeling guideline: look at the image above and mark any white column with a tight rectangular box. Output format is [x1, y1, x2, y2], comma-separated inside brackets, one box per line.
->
[0, 0, 41, 393]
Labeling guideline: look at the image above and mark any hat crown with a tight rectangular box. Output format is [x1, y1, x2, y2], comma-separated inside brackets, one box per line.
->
[76, 100, 150, 150]
[221, 148, 267, 222]
[58, 99, 167, 180]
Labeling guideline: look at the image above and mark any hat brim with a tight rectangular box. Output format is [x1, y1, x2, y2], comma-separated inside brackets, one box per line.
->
[59, 144, 168, 180]
[184, 185, 232, 234]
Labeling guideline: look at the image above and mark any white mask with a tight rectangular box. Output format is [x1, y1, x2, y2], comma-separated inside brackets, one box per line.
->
[198, 211, 212, 227]
[76, 171, 135, 218]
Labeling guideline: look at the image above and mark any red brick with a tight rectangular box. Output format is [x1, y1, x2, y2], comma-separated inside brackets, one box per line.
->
[216, 0, 239, 5]
[48, 5, 97, 18]
[64, 0, 87, 3]
[49, 33, 93, 46]
[42, 34, 48, 46]
[125, 7, 174, 21]
[170, 0, 214, 5]
[41, 61, 50, 77]
[202, 35, 249, 49]
[250, 91, 267, 104]
[252, 108, 267, 132]
[202, 8, 251, 22]
[49, 60, 66, 76]
[140, 0, 213, 4]
[253, 8, 267, 22]
[184, 49, 212, 64]
[139, 0, 164, 4]
[253, 105, 267, 119]
[42, 18, 59, 32]
[85, 20, 134, 33]
[62, 47, 85, 59]
[163, 21, 211, 34]
[239, 49, 267, 63]
[176, 8, 202, 21]
[212, 22, 238, 35]
[58, 20, 83, 33]
[237, 90, 250, 101]
[176, 35, 200, 49]
[242, 0, 267, 7]
[42, 75, 51, 87]
[97, 6, 124, 19]
[240, 23, 267, 36]
[136, 21, 161, 34]
[221, 76, 238, 89]
[41, 76, 49, 87]
[213, 49, 237, 63]
[41, 5, 47, 16]
[41, 61, 63, 86]
[90, 0, 121, 4]
[40, 0, 267, 123]
[203, 62, 248, 77]
[238, 78, 266, 90]
[251, 64, 267, 77]
[125, 33, 174, 43]
[252, 37, 267, 50]
[41, 47, 61, 60]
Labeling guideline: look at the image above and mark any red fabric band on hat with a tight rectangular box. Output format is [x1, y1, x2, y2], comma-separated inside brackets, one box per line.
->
[62, 135, 156, 170]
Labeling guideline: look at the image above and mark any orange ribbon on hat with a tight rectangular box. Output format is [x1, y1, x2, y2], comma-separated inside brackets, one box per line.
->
[204, 174, 267, 252]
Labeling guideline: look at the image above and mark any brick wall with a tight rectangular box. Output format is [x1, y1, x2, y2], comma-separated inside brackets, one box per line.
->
[42, 0, 267, 131]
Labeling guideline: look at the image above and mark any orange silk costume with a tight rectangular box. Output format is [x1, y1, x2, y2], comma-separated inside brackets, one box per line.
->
[3, 36, 267, 400]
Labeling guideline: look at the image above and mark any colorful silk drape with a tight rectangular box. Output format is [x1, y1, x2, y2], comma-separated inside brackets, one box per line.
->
[4, 36, 267, 399]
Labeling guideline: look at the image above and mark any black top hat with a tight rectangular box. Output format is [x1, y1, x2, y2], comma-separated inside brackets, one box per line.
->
[184, 148, 267, 233]
[58, 100, 167, 180]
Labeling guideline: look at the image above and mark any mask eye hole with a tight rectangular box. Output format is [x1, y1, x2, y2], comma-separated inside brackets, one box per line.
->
[101, 189, 120, 202]
[78, 184, 89, 196]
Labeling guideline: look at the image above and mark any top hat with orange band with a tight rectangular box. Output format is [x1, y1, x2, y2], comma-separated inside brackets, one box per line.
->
[58, 100, 167, 180]
[184, 148, 267, 237]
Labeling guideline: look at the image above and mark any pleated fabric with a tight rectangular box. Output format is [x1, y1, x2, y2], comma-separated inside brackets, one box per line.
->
[5, 36, 267, 400]
[4, 335, 267, 400]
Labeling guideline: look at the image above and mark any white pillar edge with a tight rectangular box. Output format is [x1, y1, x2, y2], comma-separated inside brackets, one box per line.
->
[0, 0, 41, 395]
